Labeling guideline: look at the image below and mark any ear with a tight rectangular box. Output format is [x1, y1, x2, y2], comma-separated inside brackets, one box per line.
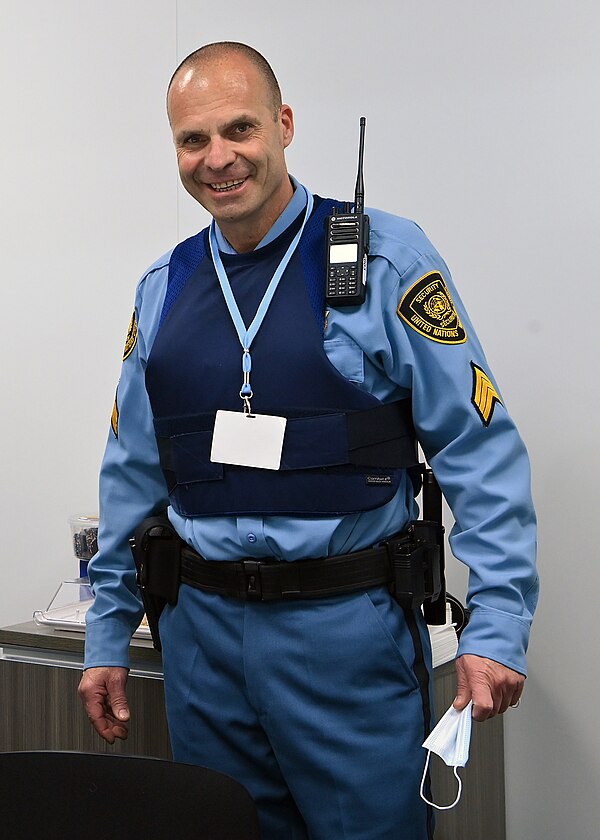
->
[280, 104, 294, 149]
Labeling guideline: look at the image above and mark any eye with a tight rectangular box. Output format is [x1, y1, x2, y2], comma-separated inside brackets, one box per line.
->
[232, 123, 252, 137]
[179, 133, 207, 147]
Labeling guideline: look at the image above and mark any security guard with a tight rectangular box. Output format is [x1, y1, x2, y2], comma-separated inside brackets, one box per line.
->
[79, 42, 538, 840]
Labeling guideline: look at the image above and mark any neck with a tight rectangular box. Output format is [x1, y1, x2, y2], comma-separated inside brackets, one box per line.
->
[219, 179, 295, 253]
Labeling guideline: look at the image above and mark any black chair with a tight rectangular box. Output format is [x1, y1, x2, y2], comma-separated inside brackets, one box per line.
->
[0, 751, 261, 839]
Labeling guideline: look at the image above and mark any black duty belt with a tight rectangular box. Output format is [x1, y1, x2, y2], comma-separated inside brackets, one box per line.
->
[180, 542, 397, 602]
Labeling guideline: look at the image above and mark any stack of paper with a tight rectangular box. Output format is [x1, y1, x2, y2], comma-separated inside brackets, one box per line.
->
[427, 601, 459, 668]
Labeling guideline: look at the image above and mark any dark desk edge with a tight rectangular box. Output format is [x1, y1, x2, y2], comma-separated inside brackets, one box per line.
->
[0, 621, 161, 666]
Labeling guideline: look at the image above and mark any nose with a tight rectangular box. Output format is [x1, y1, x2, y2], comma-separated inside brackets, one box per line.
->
[203, 136, 236, 172]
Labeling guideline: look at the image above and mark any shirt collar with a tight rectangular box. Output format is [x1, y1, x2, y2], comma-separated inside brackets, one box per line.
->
[214, 175, 307, 254]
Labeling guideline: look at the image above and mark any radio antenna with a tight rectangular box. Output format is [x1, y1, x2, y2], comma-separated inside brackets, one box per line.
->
[354, 116, 366, 214]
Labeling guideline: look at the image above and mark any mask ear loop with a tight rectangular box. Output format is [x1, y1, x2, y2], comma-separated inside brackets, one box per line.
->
[419, 751, 463, 810]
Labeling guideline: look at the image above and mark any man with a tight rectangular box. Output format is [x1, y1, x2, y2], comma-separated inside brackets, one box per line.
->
[79, 42, 537, 840]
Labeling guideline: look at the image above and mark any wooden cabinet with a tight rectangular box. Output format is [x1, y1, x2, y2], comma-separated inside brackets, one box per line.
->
[0, 623, 505, 839]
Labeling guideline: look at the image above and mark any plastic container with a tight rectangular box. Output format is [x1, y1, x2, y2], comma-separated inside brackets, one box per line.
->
[68, 514, 99, 577]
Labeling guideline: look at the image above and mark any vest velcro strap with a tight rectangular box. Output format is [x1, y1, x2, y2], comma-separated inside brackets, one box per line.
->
[180, 543, 396, 601]
[157, 398, 417, 476]
[346, 399, 417, 467]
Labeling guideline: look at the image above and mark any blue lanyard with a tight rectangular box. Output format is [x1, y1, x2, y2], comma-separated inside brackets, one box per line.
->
[208, 186, 314, 412]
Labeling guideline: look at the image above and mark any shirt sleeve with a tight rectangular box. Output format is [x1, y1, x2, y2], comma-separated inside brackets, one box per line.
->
[375, 237, 538, 675]
[84, 260, 171, 670]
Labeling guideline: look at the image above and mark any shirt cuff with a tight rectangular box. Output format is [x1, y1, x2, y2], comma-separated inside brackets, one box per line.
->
[456, 605, 532, 676]
[83, 617, 135, 670]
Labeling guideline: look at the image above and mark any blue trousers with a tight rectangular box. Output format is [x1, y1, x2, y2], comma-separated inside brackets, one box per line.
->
[160, 584, 434, 839]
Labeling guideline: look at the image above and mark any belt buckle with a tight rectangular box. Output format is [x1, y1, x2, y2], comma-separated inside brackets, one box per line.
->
[241, 560, 263, 601]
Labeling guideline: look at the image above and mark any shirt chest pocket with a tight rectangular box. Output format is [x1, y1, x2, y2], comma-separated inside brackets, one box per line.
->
[323, 337, 365, 384]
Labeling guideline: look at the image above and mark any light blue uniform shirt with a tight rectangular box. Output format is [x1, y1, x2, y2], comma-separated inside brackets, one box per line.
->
[85, 179, 538, 675]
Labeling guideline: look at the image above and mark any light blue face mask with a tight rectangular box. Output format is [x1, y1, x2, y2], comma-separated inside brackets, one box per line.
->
[420, 701, 473, 810]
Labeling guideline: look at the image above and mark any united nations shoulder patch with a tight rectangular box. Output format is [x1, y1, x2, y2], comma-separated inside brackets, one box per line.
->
[397, 271, 467, 344]
[471, 362, 502, 426]
[123, 311, 138, 361]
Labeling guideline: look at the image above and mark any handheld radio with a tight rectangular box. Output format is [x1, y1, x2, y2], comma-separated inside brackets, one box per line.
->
[325, 117, 370, 307]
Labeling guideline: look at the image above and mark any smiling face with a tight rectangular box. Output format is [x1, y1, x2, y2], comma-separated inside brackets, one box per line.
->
[168, 53, 294, 252]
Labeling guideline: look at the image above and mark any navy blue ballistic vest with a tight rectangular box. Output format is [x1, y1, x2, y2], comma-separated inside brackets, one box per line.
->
[145, 196, 417, 517]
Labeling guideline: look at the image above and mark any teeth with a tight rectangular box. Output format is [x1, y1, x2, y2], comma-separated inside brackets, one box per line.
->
[210, 179, 246, 192]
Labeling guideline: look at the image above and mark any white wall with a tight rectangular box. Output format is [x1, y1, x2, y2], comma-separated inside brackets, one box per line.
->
[0, 0, 177, 617]
[2, 2, 598, 838]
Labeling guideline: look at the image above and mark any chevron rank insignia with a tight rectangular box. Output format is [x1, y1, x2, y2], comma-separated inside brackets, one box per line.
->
[111, 391, 119, 439]
[397, 271, 467, 344]
[471, 362, 502, 426]
[123, 311, 138, 361]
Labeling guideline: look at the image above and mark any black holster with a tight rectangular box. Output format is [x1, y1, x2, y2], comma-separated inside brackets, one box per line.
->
[386, 520, 446, 624]
[130, 514, 182, 651]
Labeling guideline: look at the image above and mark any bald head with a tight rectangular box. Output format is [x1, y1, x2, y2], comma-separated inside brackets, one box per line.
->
[167, 42, 282, 120]
[166, 41, 294, 252]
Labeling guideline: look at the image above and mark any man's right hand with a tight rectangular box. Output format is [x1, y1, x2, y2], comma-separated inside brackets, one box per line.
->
[78, 666, 130, 743]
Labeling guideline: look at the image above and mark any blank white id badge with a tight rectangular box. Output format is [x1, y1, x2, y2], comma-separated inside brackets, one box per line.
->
[211, 410, 287, 470]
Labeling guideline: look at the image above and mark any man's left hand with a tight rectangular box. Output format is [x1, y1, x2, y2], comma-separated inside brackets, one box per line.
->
[453, 654, 525, 721]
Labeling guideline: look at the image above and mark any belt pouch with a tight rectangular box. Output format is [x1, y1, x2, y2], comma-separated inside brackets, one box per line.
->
[130, 514, 182, 651]
[387, 521, 444, 616]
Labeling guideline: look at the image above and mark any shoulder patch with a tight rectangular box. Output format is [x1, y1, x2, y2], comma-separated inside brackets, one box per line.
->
[471, 362, 502, 426]
[397, 271, 467, 344]
[122, 311, 138, 361]
[111, 391, 119, 439]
